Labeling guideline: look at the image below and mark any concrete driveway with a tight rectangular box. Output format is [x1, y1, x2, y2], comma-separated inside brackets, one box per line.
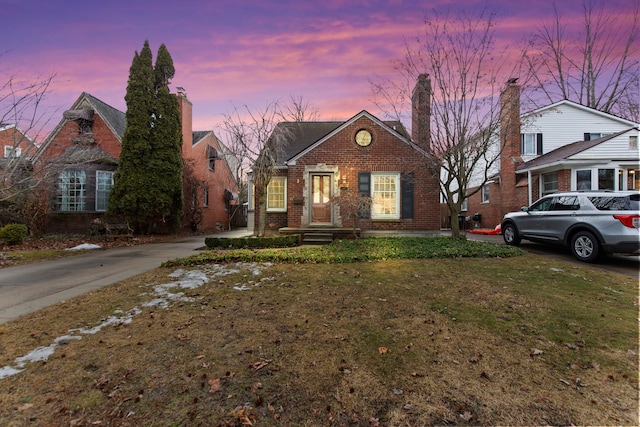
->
[0, 229, 251, 324]
[2, 229, 636, 324]
[467, 232, 639, 278]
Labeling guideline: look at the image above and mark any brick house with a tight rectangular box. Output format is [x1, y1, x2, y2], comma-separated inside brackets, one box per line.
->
[0, 124, 40, 223]
[248, 76, 441, 239]
[0, 124, 38, 160]
[35, 92, 238, 234]
[462, 81, 640, 230]
[177, 90, 240, 231]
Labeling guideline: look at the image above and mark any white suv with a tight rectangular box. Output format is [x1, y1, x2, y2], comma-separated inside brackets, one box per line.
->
[501, 191, 640, 262]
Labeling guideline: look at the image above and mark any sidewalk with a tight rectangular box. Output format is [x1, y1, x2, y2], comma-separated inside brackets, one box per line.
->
[0, 228, 252, 324]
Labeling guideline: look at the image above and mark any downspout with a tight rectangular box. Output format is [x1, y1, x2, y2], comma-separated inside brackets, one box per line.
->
[527, 170, 532, 205]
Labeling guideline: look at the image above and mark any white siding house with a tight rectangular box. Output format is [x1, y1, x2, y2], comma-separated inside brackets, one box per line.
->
[459, 89, 639, 230]
[516, 101, 639, 202]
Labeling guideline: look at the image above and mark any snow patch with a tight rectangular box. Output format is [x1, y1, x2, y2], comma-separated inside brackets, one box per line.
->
[0, 262, 273, 380]
[66, 243, 104, 251]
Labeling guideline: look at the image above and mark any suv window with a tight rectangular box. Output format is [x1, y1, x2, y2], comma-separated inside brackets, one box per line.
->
[551, 196, 580, 211]
[529, 197, 554, 212]
[588, 195, 637, 211]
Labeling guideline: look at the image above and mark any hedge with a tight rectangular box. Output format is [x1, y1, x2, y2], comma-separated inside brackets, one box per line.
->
[205, 234, 301, 249]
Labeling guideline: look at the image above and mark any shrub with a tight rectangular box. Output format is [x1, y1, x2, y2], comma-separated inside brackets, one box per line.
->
[0, 223, 29, 245]
[166, 236, 525, 267]
[205, 234, 301, 249]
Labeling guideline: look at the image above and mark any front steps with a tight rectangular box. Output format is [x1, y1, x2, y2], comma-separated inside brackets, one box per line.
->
[279, 227, 360, 245]
[301, 231, 334, 245]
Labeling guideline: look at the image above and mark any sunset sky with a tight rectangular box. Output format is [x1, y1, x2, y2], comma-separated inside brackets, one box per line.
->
[1, 0, 637, 140]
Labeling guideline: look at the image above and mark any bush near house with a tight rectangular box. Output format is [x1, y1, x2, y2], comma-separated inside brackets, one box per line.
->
[205, 234, 300, 249]
[0, 223, 28, 245]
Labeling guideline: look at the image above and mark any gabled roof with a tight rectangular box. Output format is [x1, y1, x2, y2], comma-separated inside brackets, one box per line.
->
[522, 99, 638, 127]
[192, 131, 211, 146]
[516, 127, 637, 172]
[276, 121, 342, 163]
[282, 110, 416, 165]
[192, 130, 240, 183]
[0, 123, 38, 151]
[36, 93, 125, 160]
[81, 93, 127, 138]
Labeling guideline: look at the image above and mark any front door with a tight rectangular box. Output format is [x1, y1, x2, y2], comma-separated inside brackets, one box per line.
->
[311, 174, 332, 223]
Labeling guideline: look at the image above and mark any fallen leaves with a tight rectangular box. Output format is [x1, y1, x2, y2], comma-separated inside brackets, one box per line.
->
[460, 411, 473, 422]
[231, 405, 255, 425]
[16, 402, 34, 412]
[378, 347, 388, 355]
[250, 359, 272, 370]
[208, 378, 222, 393]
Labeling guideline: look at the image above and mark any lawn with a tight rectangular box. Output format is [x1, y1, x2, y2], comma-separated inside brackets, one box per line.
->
[0, 238, 637, 426]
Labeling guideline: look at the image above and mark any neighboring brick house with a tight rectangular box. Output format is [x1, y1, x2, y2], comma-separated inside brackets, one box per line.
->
[0, 124, 40, 223]
[462, 81, 640, 229]
[34, 92, 238, 234]
[0, 124, 39, 195]
[177, 90, 239, 231]
[248, 76, 441, 238]
[0, 124, 38, 160]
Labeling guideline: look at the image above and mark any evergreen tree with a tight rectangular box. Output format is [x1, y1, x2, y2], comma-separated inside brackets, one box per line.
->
[108, 41, 183, 233]
[150, 44, 183, 231]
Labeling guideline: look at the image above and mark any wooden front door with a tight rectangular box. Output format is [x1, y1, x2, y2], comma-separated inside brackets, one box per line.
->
[311, 174, 332, 223]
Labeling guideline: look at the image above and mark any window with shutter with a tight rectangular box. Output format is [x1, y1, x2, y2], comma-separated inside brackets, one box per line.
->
[401, 172, 414, 219]
[358, 172, 371, 218]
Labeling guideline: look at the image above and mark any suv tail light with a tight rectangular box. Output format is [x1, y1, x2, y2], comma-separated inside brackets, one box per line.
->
[613, 214, 640, 228]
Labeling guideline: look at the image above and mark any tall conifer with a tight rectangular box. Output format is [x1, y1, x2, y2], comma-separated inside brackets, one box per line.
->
[150, 43, 183, 230]
[108, 41, 183, 233]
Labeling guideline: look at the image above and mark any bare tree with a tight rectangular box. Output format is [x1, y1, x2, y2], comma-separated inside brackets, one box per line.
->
[0, 60, 58, 232]
[330, 188, 372, 239]
[371, 9, 510, 237]
[278, 94, 320, 122]
[219, 96, 319, 236]
[220, 101, 290, 236]
[522, 0, 639, 121]
[181, 158, 205, 232]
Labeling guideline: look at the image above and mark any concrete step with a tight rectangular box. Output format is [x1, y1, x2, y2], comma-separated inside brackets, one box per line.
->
[302, 232, 334, 245]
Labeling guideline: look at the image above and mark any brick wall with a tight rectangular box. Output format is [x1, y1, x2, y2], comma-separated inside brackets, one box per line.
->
[0, 126, 38, 157]
[178, 94, 238, 232]
[282, 116, 440, 231]
[498, 81, 523, 218]
[412, 74, 431, 153]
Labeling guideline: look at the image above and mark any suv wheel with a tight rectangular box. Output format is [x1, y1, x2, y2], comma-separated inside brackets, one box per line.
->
[502, 223, 521, 246]
[570, 231, 600, 263]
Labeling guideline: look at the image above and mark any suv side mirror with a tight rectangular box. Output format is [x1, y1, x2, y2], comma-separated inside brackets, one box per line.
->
[521, 206, 529, 212]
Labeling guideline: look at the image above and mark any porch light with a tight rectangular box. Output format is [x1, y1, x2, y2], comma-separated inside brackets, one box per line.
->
[340, 176, 349, 190]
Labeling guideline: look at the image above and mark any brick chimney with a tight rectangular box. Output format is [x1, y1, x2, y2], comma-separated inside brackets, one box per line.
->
[411, 74, 431, 152]
[176, 88, 193, 157]
[499, 78, 524, 215]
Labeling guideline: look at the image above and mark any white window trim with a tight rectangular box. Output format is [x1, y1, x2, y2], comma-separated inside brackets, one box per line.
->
[95, 170, 114, 212]
[481, 184, 490, 203]
[371, 172, 400, 220]
[58, 170, 87, 212]
[266, 177, 287, 212]
[573, 167, 622, 191]
[4, 146, 21, 158]
[541, 172, 558, 197]
[521, 133, 536, 155]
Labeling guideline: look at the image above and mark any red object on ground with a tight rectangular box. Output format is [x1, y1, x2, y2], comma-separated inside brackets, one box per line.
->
[469, 224, 502, 235]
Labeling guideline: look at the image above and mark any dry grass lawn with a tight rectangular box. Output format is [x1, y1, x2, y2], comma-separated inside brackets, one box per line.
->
[0, 252, 637, 426]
